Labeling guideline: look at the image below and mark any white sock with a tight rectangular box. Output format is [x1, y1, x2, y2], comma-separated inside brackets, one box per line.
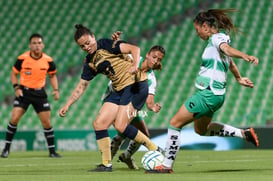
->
[162, 127, 181, 168]
[204, 123, 243, 138]
[124, 140, 141, 158]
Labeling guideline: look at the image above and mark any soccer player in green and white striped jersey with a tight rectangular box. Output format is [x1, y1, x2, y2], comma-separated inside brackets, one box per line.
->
[148, 9, 259, 174]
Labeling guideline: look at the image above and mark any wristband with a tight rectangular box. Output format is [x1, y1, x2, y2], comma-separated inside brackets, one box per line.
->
[13, 83, 19, 88]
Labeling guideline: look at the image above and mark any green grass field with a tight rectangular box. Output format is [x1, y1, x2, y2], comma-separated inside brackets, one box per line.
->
[0, 150, 272, 181]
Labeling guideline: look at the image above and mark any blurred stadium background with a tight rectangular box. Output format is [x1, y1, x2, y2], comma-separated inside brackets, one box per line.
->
[0, 0, 272, 133]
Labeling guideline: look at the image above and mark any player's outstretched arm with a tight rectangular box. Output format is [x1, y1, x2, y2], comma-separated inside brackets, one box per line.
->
[59, 79, 89, 117]
[220, 43, 259, 65]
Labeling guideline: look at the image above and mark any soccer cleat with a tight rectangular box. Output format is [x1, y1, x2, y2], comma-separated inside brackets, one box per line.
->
[89, 164, 113, 172]
[118, 153, 139, 169]
[145, 165, 173, 174]
[244, 128, 259, 147]
[1, 150, 9, 158]
[49, 152, 62, 158]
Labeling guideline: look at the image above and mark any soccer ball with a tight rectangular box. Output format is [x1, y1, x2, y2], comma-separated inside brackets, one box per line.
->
[141, 150, 164, 170]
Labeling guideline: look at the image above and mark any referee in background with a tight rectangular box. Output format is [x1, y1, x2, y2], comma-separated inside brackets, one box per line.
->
[1, 33, 61, 158]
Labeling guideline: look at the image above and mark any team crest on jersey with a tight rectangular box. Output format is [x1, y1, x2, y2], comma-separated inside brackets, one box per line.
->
[97, 61, 115, 77]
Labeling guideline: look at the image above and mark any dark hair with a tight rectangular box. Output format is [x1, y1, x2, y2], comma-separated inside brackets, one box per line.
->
[149, 45, 165, 55]
[193, 9, 239, 34]
[149, 45, 165, 70]
[29, 33, 43, 42]
[74, 24, 94, 41]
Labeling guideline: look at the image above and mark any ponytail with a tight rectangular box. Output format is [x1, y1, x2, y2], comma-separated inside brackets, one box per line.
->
[74, 24, 94, 41]
[194, 9, 239, 34]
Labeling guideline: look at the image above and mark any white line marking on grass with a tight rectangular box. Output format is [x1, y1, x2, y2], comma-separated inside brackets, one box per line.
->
[0, 162, 91, 168]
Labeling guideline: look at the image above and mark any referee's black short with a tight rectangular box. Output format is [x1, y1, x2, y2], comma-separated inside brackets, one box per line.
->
[13, 86, 50, 113]
[104, 80, 148, 110]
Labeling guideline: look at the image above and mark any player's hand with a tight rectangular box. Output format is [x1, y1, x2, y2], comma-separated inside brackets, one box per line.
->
[152, 103, 162, 113]
[244, 55, 259, 65]
[59, 105, 69, 117]
[128, 65, 139, 74]
[15, 88, 23, 97]
[52, 90, 59, 100]
[237, 77, 254, 88]
[111, 31, 122, 41]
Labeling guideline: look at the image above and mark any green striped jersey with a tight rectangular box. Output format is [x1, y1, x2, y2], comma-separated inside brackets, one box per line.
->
[195, 32, 231, 95]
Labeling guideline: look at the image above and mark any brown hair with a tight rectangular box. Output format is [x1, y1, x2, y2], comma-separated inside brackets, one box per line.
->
[193, 9, 239, 34]
[74, 24, 94, 42]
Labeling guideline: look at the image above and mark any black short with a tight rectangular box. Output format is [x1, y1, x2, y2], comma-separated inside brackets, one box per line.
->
[104, 80, 148, 110]
[13, 87, 50, 113]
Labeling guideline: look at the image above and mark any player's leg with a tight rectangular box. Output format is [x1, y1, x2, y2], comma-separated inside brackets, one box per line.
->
[197, 119, 259, 147]
[124, 119, 149, 157]
[193, 90, 259, 147]
[114, 81, 160, 152]
[162, 104, 194, 170]
[147, 91, 208, 173]
[114, 103, 158, 151]
[38, 110, 61, 158]
[1, 107, 25, 158]
[111, 134, 125, 159]
[33, 93, 61, 158]
[91, 102, 118, 171]
[118, 117, 148, 169]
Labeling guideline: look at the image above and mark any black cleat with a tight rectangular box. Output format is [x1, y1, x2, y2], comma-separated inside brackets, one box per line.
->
[89, 164, 113, 172]
[118, 153, 139, 169]
[244, 128, 259, 147]
[1, 150, 9, 158]
[49, 152, 62, 158]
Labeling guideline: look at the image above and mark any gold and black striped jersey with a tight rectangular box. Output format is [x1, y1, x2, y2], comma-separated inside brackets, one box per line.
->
[81, 38, 147, 91]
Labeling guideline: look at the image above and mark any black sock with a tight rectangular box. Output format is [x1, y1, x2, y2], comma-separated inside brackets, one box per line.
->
[3, 123, 17, 151]
[122, 125, 138, 140]
[44, 127, 55, 153]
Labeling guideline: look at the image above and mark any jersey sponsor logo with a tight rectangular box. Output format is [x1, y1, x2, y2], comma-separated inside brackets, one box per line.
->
[97, 61, 115, 76]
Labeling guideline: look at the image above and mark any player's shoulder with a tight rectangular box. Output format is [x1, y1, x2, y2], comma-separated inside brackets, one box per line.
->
[212, 32, 230, 40]
[211, 32, 230, 45]
[17, 51, 30, 60]
[41, 52, 53, 62]
[17, 51, 53, 62]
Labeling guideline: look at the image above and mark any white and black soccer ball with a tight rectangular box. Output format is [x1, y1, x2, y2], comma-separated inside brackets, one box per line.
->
[141, 150, 164, 170]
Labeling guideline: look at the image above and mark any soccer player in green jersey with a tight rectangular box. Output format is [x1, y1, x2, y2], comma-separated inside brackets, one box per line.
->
[148, 9, 259, 173]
